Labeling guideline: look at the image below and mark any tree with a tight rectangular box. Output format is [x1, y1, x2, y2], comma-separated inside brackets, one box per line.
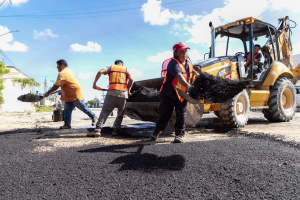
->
[0, 61, 10, 104]
[12, 78, 40, 89]
[85, 98, 99, 107]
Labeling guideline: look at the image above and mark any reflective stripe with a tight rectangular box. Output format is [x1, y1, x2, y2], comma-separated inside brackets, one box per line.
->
[112, 72, 116, 83]
[120, 73, 124, 83]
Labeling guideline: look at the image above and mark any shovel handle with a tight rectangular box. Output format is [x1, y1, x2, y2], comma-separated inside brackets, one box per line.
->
[94, 85, 108, 91]
[48, 90, 61, 95]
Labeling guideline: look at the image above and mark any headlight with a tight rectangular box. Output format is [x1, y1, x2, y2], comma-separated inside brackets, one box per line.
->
[236, 21, 240, 25]
[240, 21, 244, 25]
[218, 27, 222, 31]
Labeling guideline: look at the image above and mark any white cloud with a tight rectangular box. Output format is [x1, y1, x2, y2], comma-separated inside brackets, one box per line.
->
[188, 49, 203, 63]
[0, 0, 28, 8]
[33, 29, 59, 39]
[129, 68, 144, 78]
[184, 0, 299, 46]
[70, 41, 101, 52]
[0, 26, 28, 52]
[147, 51, 173, 62]
[269, 0, 300, 12]
[141, 0, 184, 25]
[77, 71, 95, 80]
[292, 42, 300, 55]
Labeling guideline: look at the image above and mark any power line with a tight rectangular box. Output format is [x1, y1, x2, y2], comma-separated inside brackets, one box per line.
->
[0, 0, 208, 19]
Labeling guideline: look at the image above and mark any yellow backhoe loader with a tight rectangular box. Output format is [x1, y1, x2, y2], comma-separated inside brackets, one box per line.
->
[125, 16, 300, 128]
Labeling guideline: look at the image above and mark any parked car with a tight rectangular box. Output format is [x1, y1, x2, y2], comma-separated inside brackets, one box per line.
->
[296, 86, 300, 108]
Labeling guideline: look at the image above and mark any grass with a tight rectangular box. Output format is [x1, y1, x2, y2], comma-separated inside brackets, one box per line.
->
[36, 106, 54, 112]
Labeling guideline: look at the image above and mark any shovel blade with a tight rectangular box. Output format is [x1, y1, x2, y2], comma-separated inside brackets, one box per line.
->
[176, 88, 200, 104]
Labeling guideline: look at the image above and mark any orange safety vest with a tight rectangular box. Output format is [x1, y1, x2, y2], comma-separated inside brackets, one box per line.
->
[161, 57, 193, 78]
[161, 58, 172, 78]
[245, 52, 260, 67]
[108, 65, 128, 91]
[160, 57, 193, 102]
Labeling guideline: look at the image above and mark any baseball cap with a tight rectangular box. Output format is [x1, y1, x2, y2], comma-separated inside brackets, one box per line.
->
[173, 42, 190, 51]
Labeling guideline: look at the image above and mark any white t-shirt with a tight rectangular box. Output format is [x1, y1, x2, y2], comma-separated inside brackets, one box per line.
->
[104, 66, 131, 99]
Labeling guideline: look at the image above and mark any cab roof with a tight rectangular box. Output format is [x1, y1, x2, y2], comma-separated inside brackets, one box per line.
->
[215, 17, 277, 41]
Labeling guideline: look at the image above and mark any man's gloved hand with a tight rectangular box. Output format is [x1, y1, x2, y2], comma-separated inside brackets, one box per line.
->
[187, 85, 194, 94]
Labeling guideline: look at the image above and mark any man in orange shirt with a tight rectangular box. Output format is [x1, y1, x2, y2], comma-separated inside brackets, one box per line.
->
[44, 59, 97, 129]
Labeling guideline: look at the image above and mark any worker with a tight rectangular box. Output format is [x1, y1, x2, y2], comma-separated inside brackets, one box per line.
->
[87, 60, 133, 137]
[150, 42, 199, 143]
[44, 59, 97, 129]
[245, 44, 262, 77]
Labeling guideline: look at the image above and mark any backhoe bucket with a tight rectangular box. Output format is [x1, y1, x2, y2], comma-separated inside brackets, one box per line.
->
[125, 78, 204, 127]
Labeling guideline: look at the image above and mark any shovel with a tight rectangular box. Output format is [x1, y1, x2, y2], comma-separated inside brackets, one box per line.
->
[176, 87, 200, 104]
[17, 90, 61, 102]
[94, 86, 108, 91]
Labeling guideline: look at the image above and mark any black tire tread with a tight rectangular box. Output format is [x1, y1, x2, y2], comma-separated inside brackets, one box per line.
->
[262, 77, 296, 122]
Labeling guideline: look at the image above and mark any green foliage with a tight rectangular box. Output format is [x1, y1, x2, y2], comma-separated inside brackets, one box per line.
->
[49, 97, 56, 102]
[36, 106, 54, 112]
[85, 98, 100, 106]
[12, 78, 40, 89]
[0, 61, 10, 104]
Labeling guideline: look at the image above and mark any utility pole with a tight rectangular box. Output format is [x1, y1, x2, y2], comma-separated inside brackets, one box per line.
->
[102, 91, 106, 102]
[43, 77, 47, 106]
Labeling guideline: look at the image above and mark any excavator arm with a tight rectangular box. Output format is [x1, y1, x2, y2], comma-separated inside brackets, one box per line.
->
[264, 16, 296, 69]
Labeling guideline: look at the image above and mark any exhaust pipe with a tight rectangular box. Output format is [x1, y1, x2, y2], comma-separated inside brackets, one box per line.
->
[209, 22, 215, 58]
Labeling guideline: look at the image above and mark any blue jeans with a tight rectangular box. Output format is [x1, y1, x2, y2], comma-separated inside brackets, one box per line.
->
[64, 99, 95, 125]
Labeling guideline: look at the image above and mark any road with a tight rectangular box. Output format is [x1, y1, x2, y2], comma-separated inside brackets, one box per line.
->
[0, 109, 299, 199]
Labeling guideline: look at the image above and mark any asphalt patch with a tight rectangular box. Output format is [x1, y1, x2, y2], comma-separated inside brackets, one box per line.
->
[128, 86, 160, 102]
[17, 93, 43, 102]
[189, 70, 250, 103]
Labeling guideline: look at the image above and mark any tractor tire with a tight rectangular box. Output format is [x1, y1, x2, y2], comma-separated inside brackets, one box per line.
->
[262, 77, 296, 122]
[219, 90, 250, 128]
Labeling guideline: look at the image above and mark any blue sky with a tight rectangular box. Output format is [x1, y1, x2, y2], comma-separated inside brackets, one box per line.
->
[1, 0, 300, 101]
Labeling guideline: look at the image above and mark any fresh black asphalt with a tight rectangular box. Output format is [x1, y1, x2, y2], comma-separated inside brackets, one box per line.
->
[1, 129, 300, 199]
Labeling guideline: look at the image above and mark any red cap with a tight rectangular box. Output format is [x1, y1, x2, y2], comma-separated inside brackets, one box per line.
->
[173, 42, 190, 51]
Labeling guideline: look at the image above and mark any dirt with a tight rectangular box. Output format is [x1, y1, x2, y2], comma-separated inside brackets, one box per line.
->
[189, 71, 250, 103]
[128, 86, 160, 102]
[127, 71, 250, 104]
[17, 93, 43, 102]
[0, 109, 299, 153]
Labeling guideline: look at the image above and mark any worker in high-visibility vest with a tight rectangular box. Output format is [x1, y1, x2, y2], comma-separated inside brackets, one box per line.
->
[87, 60, 133, 137]
[150, 42, 199, 143]
[245, 44, 262, 78]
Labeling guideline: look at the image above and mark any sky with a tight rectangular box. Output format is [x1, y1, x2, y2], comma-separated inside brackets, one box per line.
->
[1, 0, 300, 101]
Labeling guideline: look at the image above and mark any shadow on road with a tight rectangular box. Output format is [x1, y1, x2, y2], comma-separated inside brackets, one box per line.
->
[111, 153, 185, 172]
[79, 144, 185, 172]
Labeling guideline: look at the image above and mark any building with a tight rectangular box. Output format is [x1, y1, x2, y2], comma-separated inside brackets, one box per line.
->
[0, 66, 37, 112]
[293, 54, 300, 86]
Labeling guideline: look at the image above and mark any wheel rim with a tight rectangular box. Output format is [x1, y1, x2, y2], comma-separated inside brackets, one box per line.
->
[281, 88, 293, 111]
[236, 95, 246, 115]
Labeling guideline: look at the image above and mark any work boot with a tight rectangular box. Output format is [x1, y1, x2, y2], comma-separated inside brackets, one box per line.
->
[59, 124, 71, 129]
[86, 126, 101, 137]
[150, 127, 162, 141]
[112, 128, 119, 136]
[91, 115, 98, 126]
[173, 135, 184, 143]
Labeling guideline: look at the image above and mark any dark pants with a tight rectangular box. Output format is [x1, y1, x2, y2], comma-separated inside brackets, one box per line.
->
[156, 92, 187, 136]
